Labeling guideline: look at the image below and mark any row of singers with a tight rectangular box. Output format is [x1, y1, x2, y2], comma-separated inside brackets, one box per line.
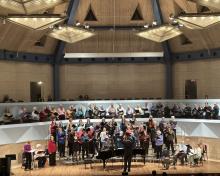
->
[48, 116, 177, 161]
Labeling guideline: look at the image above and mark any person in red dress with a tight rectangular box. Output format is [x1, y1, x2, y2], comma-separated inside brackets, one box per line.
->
[48, 135, 56, 166]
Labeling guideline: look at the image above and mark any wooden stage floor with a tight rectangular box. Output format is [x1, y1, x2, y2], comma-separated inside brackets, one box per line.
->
[12, 161, 220, 176]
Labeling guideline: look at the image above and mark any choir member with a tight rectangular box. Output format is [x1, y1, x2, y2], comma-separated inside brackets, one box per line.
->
[134, 105, 143, 117]
[142, 103, 150, 118]
[108, 104, 117, 118]
[165, 127, 175, 155]
[76, 128, 83, 159]
[109, 117, 117, 136]
[85, 104, 93, 119]
[23, 141, 32, 171]
[146, 116, 156, 150]
[139, 125, 150, 155]
[39, 105, 51, 122]
[117, 104, 125, 118]
[67, 129, 75, 160]
[85, 118, 93, 129]
[57, 127, 66, 158]
[51, 107, 58, 119]
[100, 127, 109, 150]
[99, 105, 106, 119]
[49, 118, 57, 142]
[100, 117, 108, 131]
[122, 131, 135, 173]
[126, 105, 134, 119]
[76, 107, 84, 119]
[66, 117, 75, 134]
[81, 129, 89, 159]
[77, 119, 85, 131]
[155, 130, 163, 159]
[48, 136, 57, 166]
[169, 116, 177, 143]
[66, 105, 76, 119]
[175, 141, 188, 165]
[87, 127, 95, 157]
[34, 144, 46, 168]
[188, 144, 202, 166]
[213, 104, 219, 119]
[93, 104, 99, 119]
[57, 105, 66, 120]
[31, 107, 39, 121]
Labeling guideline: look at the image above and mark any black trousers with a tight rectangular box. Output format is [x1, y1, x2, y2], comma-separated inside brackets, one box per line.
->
[88, 140, 95, 156]
[82, 142, 89, 159]
[36, 157, 46, 168]
[151, 140, 156, 153]
[124, 154, 132, 172]
[166, 141, 175, 154]
[24, 152, 32, 170]
[49, 152, 56, 166]
[140, 141, 149, 155]
[176, 152, 187, 165]
[173, 129, 177, 144]
[68, 143, 74, 157]
[58, 143, 65, 157]
[156, 145, 163, 159]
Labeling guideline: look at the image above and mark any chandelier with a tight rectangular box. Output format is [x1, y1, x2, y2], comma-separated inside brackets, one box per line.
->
[0, 0, 68, 14]
[176, 13, 220, 29]
[48, 26, 95, 43]
[136, 25, 182, 43]
[2, 14, 66, 30]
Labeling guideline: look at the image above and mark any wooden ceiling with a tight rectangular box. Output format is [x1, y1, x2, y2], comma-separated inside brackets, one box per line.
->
[0, 0, 219, 54]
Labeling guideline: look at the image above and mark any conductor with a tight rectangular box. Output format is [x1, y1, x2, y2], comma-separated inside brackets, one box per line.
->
[122, 131, 135, 173]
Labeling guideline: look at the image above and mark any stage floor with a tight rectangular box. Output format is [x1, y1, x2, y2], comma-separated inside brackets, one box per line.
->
[12, 161, 220, 176]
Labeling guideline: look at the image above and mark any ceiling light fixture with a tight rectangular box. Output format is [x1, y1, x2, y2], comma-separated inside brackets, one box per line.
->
[2, 14, 66, 30]
[0, 0, 67, 14]
[175, 13, 220, 29]
[136, 25, 182, 43]
[48, 26, 95, 43]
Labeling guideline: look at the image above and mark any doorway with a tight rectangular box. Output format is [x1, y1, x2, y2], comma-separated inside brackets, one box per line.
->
[30, 82, 42, 102]
[185, 80, 197, 99]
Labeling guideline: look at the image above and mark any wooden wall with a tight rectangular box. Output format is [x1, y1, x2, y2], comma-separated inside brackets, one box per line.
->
[60, 63, 165, 100]
[0, 58, 220, 101]
[173, 59, 220, 99]
[0, 61, 52, 102]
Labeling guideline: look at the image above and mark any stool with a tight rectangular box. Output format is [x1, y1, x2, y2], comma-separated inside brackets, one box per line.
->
[84, 158, 93, 169]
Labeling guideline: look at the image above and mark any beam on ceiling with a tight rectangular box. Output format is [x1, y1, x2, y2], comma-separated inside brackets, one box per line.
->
[53, 0, 80, 101]
[173, 48, 220, 61]
[89, 25, 145, 30]
[151, 0, 173, 99]
[61, 57, 165, 64]
[0, 49, 53, 63]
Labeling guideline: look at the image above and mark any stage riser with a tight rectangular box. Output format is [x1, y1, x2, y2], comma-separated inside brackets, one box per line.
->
[0, 118, 220, 146]
[0, 136, 220, 168]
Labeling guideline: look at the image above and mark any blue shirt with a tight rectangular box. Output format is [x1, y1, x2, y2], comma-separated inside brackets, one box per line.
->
[155, 134, 163, 146]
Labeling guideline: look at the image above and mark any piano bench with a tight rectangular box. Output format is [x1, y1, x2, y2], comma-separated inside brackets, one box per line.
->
[84, 158, 93, 169]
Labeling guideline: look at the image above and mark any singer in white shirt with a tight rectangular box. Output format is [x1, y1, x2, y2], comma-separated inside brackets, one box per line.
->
[188, 144, 202, 166]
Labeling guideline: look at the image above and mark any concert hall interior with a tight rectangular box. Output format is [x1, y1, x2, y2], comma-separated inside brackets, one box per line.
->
[1, 0, 220, 176]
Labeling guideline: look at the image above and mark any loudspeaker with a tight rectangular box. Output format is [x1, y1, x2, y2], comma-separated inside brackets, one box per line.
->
[5, 154, 16, 160]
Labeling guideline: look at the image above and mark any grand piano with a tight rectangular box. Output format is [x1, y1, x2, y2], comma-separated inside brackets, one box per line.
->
[96, 148, 146, 168]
